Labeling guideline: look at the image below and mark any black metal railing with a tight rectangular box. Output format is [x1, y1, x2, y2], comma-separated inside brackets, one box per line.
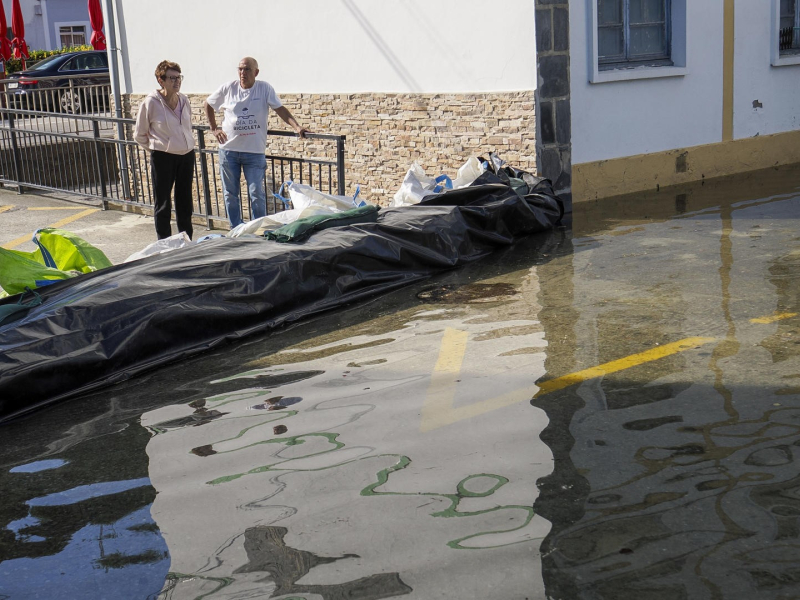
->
[0, 84, 346, 229]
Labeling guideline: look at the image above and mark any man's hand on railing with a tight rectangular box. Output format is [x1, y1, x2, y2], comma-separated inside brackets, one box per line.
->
[211, 128, 227, 144]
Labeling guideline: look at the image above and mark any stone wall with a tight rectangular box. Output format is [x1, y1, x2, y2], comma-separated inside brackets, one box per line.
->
[535, 0, 572, 210]
[129, 92, 536, 206]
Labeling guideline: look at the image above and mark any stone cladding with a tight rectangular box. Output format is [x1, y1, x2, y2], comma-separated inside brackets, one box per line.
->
[128, 91, 536, 206]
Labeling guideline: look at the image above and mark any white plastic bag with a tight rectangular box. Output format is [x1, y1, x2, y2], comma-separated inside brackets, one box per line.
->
[226, 216, 272, 238]
[124, 232, 193, 263]
[257, 182, 367, 228]
[286, 182, 366, 213]
[452, 156, 486, 189]
[391, 162, 440, 207]
[391, 158, 486, 207]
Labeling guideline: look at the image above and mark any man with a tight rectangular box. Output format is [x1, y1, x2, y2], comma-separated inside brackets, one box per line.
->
[204, 57, 309, 228]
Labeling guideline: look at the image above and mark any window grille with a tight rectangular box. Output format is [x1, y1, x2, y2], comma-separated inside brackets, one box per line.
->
[779, 0, 800, 53]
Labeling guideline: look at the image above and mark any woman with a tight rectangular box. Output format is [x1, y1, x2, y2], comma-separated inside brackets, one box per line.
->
[134, 60, 195, 240]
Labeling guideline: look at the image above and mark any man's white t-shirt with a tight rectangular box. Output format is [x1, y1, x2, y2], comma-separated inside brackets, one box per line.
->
[206, 80, 283, 154]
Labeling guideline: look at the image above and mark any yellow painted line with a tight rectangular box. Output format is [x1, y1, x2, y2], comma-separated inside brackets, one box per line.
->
[536, 337, 716, 396]
[422, 307, 795, 431]
[421, 332, 716, 432]
[422, 328, 539, 432]
[27, 207, 93, 211]
[2, 208, 99, 249]
[0, 205, 13, 214]
[750, 312, 797, 324]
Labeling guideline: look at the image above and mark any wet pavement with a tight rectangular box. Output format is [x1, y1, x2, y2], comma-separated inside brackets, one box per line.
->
[1, 165, 799, 599]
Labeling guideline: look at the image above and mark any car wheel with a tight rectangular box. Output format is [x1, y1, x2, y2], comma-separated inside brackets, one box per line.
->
[60, 90, 83, 114]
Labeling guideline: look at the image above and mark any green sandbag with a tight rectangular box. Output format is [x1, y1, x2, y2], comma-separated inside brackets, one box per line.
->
[0, 228, 112, 296]
[35, 228, 113, 272]
[265, 205, 380, 243]
[0, 247, 75, 295]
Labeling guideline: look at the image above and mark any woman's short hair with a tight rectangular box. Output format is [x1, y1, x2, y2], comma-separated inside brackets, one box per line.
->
[155, 60, 181, 81]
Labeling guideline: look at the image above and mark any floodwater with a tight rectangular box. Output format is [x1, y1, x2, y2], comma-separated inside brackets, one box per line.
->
[1, 165, 799, 599]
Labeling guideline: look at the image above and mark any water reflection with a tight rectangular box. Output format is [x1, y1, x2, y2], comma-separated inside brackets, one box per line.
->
[141, 256, 554, 598]
[3, 167, 798, 598]
[534, 173, 800, 599]
[0, 401, 170, 598]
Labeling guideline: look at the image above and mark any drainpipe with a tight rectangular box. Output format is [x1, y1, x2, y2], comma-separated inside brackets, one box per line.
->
[103, 0, 131, 200]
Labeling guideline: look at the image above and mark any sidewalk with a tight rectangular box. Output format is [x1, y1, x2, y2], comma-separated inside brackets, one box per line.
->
[0, 188, 206, 264]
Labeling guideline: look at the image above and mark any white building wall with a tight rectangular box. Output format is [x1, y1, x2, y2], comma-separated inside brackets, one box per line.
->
[734, 2, 800, 138]
[571, 0, 800, 166]
[570, 0, 724, 165]
[114, 0, 537, 96]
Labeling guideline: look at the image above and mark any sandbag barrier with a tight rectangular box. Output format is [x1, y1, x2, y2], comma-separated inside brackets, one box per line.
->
[0, 169, 563, 423]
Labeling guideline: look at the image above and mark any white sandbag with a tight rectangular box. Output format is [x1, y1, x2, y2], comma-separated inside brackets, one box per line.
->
[391, 162, 439, 207]
[391, 158, 485, 207]
[452, 156, 486, 189]
[287, 182, 366, 213]
[225, 216, 272, 238]
[124, 232, 193, 263]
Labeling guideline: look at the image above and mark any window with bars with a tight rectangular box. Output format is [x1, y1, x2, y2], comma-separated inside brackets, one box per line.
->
[597, 0, 671, 69]
[779, 0, 800, 54]
[59, 26, 86, 48]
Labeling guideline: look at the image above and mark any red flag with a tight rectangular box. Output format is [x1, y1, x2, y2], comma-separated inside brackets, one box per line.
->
[0, 1, 11, 62]
[11, 0, 28, 60]
[88, 0, 106, 50]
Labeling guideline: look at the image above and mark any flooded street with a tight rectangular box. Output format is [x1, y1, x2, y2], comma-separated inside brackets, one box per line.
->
[1, 166, 799, 599]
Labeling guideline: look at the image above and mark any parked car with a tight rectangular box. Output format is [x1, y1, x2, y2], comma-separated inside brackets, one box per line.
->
[3, 50, 110, 114]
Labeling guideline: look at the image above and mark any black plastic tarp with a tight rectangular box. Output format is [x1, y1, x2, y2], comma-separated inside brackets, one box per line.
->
[0, 172, 562, 423]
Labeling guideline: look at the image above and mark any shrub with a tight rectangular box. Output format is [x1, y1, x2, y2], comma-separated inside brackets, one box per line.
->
[5, 45, 94, 74]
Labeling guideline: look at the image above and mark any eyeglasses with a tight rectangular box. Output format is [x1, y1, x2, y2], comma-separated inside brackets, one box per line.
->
[165, 75, 184, 83]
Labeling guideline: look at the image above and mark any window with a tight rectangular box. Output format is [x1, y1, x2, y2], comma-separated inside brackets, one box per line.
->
[779, 0, 800, 54]
[59, 26, 86, 48]
[597, 0, 671, 69]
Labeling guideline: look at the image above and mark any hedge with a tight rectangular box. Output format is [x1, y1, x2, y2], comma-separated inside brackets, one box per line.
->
[5, 45, 95, 74]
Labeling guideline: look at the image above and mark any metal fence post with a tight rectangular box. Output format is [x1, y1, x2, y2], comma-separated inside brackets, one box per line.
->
[92, 120, 108, 208]
[336, 135, 346, 196]
[8, 111, 24, 195]
[69, 78, 80, 133]
[197, 132, 213, 229]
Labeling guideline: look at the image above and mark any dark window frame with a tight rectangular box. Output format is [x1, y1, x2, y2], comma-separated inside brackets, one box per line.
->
[597, 0, 673, 70]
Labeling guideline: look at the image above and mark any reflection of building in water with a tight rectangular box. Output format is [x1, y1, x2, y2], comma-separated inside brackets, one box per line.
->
[142, 260, 554, 598]
[0, 398, 170, 598]
[534, 196, 800, 599]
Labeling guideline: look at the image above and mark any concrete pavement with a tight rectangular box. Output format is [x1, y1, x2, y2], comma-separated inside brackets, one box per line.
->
[0, 188, 215, 264]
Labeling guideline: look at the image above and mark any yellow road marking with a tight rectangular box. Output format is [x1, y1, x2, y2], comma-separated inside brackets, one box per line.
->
[750, 312, 797, 324]
[27, 207, 93, 211]
[2, 208, 99, 250]
[422, 328, 540, 432]
[421, 332, 715, 432]
[0, 205, 13, 214]
[536, 337, 716, 396]
[422, 309, 796, 431]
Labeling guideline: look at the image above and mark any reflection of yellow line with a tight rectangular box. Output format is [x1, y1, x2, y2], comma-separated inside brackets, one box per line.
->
[750, 312, 797, 324]
[0, 205, 13, 214]
[420, 328, 542, 432]
[536, 337, 716, 396]
[2, 208, 99, 249]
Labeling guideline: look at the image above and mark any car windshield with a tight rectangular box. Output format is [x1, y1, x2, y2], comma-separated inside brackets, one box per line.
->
[28, 54, 68, 71]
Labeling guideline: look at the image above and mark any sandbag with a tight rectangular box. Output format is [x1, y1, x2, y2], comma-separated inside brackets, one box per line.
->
[0, 228, 112, 294]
